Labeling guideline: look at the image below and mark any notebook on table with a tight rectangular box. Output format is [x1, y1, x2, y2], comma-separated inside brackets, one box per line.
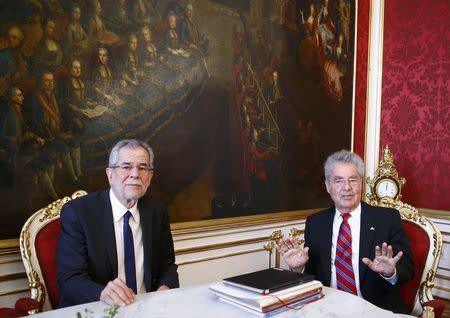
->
[223, 268, 314, 295]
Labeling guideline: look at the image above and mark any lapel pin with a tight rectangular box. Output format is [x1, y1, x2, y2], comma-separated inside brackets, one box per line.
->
[370, 227, 375, 231]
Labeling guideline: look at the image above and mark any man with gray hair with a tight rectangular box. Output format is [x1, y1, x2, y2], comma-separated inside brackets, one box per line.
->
[57, 139, 179, 307]
[277, 150, 414, 313]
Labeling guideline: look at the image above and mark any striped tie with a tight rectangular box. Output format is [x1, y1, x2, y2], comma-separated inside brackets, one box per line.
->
[335, 212, 357, 295]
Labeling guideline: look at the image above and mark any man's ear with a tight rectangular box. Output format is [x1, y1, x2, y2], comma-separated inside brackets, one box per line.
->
[105, 168, 112, 182]
[325, 180, 330, 193]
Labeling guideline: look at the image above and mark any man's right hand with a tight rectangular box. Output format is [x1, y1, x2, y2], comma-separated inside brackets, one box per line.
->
[100, 278, 135, 306]
[275, 238, 309, 273]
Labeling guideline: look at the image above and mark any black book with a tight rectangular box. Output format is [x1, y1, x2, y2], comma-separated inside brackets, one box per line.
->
[223, 268, 314, 295]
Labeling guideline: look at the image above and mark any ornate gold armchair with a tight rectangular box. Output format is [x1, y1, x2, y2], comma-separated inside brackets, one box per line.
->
[15, 191, 87, 314]
[366, 146, 444, 317]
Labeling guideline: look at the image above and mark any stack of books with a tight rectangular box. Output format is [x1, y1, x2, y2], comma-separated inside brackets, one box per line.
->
[209, 268, 323, 317]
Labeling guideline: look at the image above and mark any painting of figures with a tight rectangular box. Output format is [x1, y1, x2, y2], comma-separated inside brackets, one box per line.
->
[0, 0, 355, 239]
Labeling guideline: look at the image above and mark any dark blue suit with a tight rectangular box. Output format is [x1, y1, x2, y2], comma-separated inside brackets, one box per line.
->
[57, 190, 179, 307]
[304, 201, 414, 313]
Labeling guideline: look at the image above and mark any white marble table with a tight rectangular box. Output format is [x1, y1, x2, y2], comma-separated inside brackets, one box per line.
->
[32, 285, 415, 318]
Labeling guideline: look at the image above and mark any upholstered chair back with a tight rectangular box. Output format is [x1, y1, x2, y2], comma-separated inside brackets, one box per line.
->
[399, 219, 430, 312]
[372, 198, 443, 317]
[19, 191, 87, 312]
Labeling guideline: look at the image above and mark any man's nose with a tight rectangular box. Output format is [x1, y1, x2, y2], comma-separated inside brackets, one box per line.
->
[342, 180, 353, 189]
[129, 166, 140, 177]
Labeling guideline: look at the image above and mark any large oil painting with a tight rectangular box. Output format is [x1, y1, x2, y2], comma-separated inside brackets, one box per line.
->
[0, 0, 356, 239]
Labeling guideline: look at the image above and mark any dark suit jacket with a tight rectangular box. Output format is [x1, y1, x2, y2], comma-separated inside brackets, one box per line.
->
[304, 202, 414, 313]
[57, 189, 179, 307]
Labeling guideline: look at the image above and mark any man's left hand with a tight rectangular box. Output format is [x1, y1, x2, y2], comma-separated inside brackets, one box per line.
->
[362, 242, 403, 277]
[157, 285, 170, 291]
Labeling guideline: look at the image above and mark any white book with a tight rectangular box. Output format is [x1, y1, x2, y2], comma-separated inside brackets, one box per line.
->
[209, 280, 323, 311]
[218, 292, 323, 317]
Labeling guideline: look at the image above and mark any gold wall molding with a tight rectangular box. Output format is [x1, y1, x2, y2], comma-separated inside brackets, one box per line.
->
[0, 288, 29, 297]
[171, 209, 318, 235]
[177, 247, 264, 266]
[0, 272, 27, 283]
[0, 239, 19, 249]
[419, 208, 450, 220]
[435, 273, 450, 281]
[175, 236, 270, 255]
[433, 285, 450, 293]
[0, 239, 20, 255]
[173, 221, 306, 242]
[0, 257, 21, 265]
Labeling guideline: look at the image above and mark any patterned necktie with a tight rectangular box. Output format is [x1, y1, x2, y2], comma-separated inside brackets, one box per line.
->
[335, 212, 357, 295]
[123, 211, 137, 293]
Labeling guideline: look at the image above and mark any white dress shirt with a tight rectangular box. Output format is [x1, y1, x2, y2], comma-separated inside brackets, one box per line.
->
[110, 190, 145, 294]
[330, 203, 362, 296]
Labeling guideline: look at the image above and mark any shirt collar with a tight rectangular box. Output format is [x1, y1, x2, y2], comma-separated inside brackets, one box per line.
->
[109, 189, 139, 222]
[335, 202, 362, 221]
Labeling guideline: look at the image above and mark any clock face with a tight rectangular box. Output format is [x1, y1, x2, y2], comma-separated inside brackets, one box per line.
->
[375, 179, 399, 198]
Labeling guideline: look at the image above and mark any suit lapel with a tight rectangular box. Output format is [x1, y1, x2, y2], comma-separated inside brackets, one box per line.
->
[322, 207, 335, 286]
[101, 190, 118, 278]
[358, 202, 376, 286]
[138, 198, 153, 290]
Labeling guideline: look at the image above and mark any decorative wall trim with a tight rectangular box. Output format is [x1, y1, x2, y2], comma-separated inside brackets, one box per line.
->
[177, 248, 265, 266]
[419, 208, 450, 220]
[364, 0, 385, 187]
[434, 285, 450, 293]
[0, 239, 19, 249]
[171, 209, 318, 235]
[350, 0, 360, 150]
[173, 221, 306, 242]
[436, 273, 450, 281]
[0, 239, 19, 255]
[175, 236, 269, 255]
[0, 288, 29, 297]
[0, 272, 27, 283]
[0, 257, 21, 265]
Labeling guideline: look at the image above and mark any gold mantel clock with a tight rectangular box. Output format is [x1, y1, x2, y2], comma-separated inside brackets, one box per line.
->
[366, 145, 406, 205]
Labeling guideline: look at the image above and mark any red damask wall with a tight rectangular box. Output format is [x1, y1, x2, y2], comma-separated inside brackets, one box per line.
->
[380, 0, 450, 210]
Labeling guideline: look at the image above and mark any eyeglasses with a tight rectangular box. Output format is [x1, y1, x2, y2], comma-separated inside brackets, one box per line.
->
[109, 164, 153, 174]
[328, 177, 360, 188]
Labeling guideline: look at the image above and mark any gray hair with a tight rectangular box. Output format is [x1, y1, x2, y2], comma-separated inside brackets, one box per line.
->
[324, 149, 364, 180]
[108, 139, 154, 169]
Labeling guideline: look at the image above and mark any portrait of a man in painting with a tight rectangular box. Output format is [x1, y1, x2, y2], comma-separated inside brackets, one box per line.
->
[0, 0, 355, 239]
